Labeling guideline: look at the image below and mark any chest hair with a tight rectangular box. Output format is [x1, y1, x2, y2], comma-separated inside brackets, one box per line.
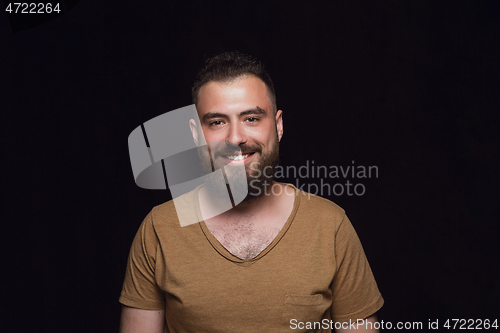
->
[206, 218, 281, 260]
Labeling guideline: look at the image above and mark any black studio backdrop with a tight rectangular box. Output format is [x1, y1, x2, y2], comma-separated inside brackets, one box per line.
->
[2, 1, 499, 332]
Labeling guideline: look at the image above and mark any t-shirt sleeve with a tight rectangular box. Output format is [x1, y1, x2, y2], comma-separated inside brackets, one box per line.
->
[330, 214, 384, 323]
[119, 211, 165, 310]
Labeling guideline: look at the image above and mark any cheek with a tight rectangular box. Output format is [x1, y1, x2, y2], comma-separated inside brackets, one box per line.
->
[201, 128, 223, 143]
[249, 122, 276, 141]
[259, 135, 278, 149]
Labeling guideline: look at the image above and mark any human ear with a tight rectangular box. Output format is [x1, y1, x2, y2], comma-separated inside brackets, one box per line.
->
[189, 118, 200, 146]
[275, 110, 283, 141]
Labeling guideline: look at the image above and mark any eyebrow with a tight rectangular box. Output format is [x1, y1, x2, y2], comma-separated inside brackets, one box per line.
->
[202, 106, 267, 122]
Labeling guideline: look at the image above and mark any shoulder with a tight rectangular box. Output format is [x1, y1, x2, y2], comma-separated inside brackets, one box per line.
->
[150, 199, 178, 227]
[135, 192, 199, 248]
[148, 187, 201, 231]
[293, 184, 345, 215]
[286, 183, 347, 229]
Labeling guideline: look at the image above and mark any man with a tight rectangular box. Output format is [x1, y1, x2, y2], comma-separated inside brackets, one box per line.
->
[119, 51, 384, 332]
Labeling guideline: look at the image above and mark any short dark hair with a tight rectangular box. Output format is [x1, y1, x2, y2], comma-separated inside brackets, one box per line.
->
[192, 51, 277, 113]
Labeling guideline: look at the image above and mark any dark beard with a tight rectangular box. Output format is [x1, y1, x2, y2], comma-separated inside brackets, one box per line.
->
[198, 138, 280, 205]
[244, 140, 279, 203]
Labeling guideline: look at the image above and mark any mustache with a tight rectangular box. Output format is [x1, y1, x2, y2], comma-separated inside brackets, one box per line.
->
[214, 144, 262, 156]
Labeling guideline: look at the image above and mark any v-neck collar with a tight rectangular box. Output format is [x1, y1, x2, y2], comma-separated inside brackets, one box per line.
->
[195, 183, 301, 266]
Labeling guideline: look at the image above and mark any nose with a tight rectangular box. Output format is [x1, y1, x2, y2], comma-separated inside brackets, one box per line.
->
[226, 122, 247, 146]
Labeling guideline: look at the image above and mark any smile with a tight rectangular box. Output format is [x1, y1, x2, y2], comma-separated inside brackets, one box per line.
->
[226, 154, 250, 161]
[222, 152, 255, 162]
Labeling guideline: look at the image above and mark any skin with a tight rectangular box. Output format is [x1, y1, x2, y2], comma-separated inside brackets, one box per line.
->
[192, 75, 292, 228]
[120, 75, 379, 332]
[119, 306, 164, 333]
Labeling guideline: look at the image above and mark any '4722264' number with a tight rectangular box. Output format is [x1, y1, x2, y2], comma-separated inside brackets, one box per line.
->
[444, 319, 498, 330]
[6, 3, 61, 14]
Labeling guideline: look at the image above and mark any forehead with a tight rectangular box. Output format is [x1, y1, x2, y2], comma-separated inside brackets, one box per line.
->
[196, 76, 272, 116]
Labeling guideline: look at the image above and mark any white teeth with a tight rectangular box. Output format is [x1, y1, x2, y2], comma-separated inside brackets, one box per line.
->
[226, 154, 250, 161]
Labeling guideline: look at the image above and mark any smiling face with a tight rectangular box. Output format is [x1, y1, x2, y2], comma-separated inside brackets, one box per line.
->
[194, 75, 283, 201]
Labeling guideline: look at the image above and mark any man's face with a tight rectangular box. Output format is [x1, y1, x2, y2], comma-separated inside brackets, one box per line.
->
[195, 75, 283, 201]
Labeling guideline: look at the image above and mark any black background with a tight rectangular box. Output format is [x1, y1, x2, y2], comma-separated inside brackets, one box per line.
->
[2, 1, 499, 332]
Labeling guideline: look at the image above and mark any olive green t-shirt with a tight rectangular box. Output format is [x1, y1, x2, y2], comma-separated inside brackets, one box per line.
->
[119, 184, 383, 332]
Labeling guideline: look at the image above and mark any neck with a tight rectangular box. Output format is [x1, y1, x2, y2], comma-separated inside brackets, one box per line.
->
[199, 181, 280, 220]
[229, 181, 278, 214]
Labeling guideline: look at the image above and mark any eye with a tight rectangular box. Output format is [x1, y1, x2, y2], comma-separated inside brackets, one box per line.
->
[245, 117, 259, 123]
[209, 120, 224, 126]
